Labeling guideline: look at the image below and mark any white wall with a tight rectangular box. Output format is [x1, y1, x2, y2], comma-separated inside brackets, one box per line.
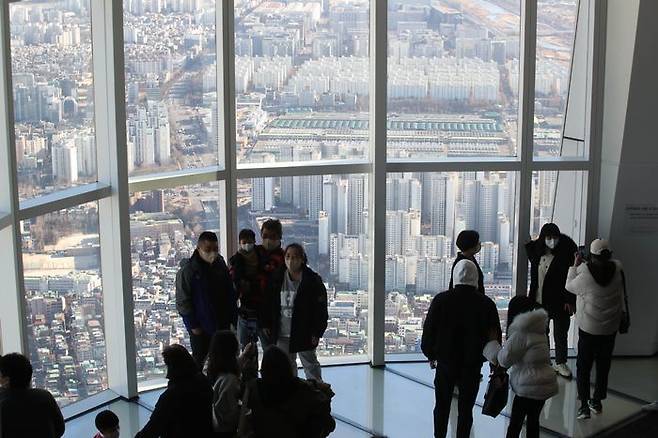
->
[600, 0, 658, 355]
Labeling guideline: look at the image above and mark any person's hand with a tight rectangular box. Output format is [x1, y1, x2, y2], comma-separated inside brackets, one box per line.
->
[311, 336, 319, 347]
[429, 360, 437, 369]
[574, 252, 583, 267]
[564, 303, 575, 315]
[191, 327, 203, 335]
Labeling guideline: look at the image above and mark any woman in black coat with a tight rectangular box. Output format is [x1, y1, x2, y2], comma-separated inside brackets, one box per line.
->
[525, 223, 577, 378]
[260, 243, 328, 382]
[136, 344, 214, 438]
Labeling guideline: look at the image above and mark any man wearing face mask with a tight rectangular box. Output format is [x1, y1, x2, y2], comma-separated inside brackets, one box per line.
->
[449, 230, 485, 294]
[176, 231, 237, 370]
[261, 243, 328, 381]
[525, 223, 577, 378]
[255, 219, 286, 340]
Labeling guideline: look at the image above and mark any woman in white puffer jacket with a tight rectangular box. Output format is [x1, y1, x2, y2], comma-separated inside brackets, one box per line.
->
[565, 239, 625, 420]
[484, 296, 558, 438]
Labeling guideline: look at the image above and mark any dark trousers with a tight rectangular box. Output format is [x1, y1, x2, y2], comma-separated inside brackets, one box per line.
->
[506, 395, 545, 438]
[433, 366, 480, 438]
[548, 310, 570, 364]
[577, 329, 616, 402]
[190, 331, 213, 371]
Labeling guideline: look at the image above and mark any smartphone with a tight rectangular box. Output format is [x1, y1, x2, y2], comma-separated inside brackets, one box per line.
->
[578, 245, 590, 261]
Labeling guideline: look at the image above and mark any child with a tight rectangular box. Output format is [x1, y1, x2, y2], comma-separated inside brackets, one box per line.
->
[94, 410, 120, 438]
[483, 296, 558, 438]
[230, 229, 261, 351]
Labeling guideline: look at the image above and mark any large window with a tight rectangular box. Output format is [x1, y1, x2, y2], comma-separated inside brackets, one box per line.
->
[235, 1, 370, 166]
[20, 203, 107, 407]
[10, 0, 97, 200]
[123, 0, 220, 176]
[387, 0, 521, 159]
[239, 175, 369, 357]
[130, 182, 222, 387]
[384, 171, 517, 353]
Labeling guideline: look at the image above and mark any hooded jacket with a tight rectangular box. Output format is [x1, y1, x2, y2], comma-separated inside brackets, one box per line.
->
[485, 309, 558, 401]
[565, 260, 625, 335]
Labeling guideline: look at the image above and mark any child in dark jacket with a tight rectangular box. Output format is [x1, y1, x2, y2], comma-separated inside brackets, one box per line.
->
[230, 229, 262, 350]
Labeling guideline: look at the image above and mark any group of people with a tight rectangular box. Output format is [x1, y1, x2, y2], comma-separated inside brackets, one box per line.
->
[422, 224, 631, 438]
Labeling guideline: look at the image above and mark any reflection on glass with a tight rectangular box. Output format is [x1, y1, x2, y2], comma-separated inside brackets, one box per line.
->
[235, 1, 370, 165]
[238, 175, 369, 357]
[123, 0, 219, 176]
[384, 171, 517, 353]
[533, 0, 579, 157]
[21, 203, 107, 407]
[387, 0, 521, 159]
[10, 0, 97, 200]
[129, 182, 221, 386]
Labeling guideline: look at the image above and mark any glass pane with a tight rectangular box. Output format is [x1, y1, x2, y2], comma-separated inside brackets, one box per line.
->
[123, 0, 220, 177]
[10, 1, 97, 200]
[384, 171, 517, 353]
[533, 0, 580, 157]
[530, 170, 588, 349]
[21, 202, 107, 407]
[235, 1, 370, 166]
[387, 1, 521, 159]
[130, 182, 222, 388]
[238, 175, 369, 357]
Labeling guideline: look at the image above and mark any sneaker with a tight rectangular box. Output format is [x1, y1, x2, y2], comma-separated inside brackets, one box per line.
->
[553, 363, 573, 378]
[577, 406, 591, 420]
[588, 399, 603, 414]
[642, 401, 658, 412]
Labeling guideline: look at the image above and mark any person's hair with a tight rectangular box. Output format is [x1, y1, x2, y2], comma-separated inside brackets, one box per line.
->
[95, 410, 119, 432]
[456, 230, 480, 252]
[539, 223, 561, 240]
[261, 218, 283, 239]
[285, 243, 308, 265]
[506, 296, 541, 335]
[260, 346, 294, 384]
[0, 353, 33, 389]
[239, 228, 256, 242]
[207, 330, 240, 383]
[198, 231, 219, 245]
[162, 344, 198, 380]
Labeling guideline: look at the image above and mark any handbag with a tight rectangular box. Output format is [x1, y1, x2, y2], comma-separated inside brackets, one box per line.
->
[482, 366, 509, 418]
[619, 270, 631, 334]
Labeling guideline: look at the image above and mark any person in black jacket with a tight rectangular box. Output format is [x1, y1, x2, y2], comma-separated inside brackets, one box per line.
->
[421, 260, 501, 438]
[261, 243, 328, 382]
[0, 353, 65, 438]
[449, 230, 485, 294]
[136, 344, 213, 438]
[176, 231, 237, 370]
[526, 223, 577, 378]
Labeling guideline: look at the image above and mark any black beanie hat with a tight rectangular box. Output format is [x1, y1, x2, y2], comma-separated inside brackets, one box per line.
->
[456, 230, 480, 252]
[540, 223, 561, 239]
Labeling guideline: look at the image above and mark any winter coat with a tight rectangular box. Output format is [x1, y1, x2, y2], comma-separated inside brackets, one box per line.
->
[449, 253, 485, 294]
[260, 266, 329, 353]
[526, 233, 578, 315]
[135, 372, 214, 438]
[486, 309, 558, 401]
[229, 250, 262, 316]
[421, 285, 501, 372]
[175, 250, 238, 334]
[0, 388, 65, 438]
[212, 372, 241, 433]
[565, 260, 625, 335]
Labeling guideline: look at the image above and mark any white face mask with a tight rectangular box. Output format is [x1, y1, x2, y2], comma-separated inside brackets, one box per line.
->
[262, 238, 280, 251]
[545, 238, 558, 250]
[240, 243, 254, 253]
[199, 250, 219, 264]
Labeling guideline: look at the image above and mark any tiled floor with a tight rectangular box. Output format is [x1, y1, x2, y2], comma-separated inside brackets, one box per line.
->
[63, 356, 657, 438]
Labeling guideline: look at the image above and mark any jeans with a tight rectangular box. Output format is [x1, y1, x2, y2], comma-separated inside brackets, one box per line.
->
[433, 365, 480, 438]
[577, 329, 616, 402]
[548, 310, 570, 365]
[276, 337, 323, 381]
[506, 395, 545, 438]
[190, 331, 213, 371]
[237, 316, 270, 350]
